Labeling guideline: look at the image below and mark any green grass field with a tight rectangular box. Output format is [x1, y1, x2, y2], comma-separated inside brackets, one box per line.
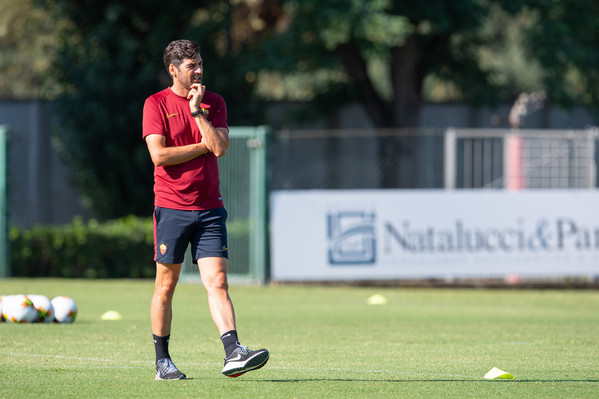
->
[1, 278, 598, 398]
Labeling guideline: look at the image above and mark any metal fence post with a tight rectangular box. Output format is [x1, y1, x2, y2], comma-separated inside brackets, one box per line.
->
[586, 127, 597, 188]
[179, 126, 271, 284]
[0, 126, 9, 278]
[444, 128, 456, 189]
[248, 126, 270, 284]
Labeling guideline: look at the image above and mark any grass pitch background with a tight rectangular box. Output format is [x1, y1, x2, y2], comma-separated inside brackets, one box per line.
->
[0, 278, 598, 398]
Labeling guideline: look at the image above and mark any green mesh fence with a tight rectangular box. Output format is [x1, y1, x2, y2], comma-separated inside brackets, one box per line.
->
[180, 126, 270, 284]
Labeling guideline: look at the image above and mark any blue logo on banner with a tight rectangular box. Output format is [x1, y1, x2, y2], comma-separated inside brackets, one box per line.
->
[327, 211, 376, 265]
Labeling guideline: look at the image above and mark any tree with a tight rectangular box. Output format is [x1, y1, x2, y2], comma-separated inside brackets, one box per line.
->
[32, 0, 599, 213]
[254, 1, 519, 187]
[0, 0, 63, 99]
[253, 0, 599, 186]
[36, 0, 195, 218]
[257, 0, 599, 125]
[524, 0, 599, 110]
[37, 0, 268, 219]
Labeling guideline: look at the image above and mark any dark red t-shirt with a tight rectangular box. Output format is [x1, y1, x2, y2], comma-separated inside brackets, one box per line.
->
[142, 88, 228, 210]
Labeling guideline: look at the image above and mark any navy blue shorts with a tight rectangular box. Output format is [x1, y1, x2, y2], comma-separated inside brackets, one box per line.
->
[153, 207, 229, 264]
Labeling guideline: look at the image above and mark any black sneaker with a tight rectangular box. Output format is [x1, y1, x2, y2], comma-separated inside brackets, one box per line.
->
[155, 358, 186, 380]
[222, 344, 269, 377]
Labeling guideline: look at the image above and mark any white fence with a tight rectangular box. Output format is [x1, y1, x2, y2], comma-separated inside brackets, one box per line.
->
[444, 128, 598, 190]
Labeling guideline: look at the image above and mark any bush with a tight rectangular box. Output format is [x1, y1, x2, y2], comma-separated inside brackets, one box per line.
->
[10, 216, 155, 278]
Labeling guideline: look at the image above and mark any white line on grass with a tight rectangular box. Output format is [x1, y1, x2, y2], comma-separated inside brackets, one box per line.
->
[6, 352, 216, 370]
[8, 353, 477, 380]
[272, 366, 475, 380]
[6, 352, 147, 368]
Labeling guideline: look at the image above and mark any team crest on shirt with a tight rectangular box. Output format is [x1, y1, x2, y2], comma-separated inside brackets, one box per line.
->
[160, 243, 167, 255]
[200, 103, 210, 115]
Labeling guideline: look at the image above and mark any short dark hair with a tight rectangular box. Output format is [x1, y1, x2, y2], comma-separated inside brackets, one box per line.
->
[163, 40, 200, 72]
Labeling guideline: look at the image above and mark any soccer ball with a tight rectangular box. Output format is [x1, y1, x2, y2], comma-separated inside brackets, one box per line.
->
[2, 294, 39, 323]
[0, 295, 4, 322]
[28, 294, 55, 323]
[51, 296, 78, 323]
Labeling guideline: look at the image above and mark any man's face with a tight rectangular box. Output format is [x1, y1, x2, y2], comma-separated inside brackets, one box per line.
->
[171, 54, 203, 90]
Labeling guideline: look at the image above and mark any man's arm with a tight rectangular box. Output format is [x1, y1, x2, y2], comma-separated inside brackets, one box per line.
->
[145, 134, 210, 167]
[193, 117, 229, 157]
[187, 84, 229, 157]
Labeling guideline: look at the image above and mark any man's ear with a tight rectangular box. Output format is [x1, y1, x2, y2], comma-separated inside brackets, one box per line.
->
[169, 64, 177, 79]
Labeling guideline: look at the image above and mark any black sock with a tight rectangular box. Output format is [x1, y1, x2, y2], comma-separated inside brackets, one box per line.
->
[220, 330, 239, 357]
[153, 334, 170, 363]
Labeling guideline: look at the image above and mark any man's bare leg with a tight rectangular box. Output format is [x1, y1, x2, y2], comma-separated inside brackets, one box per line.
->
[151, 262, 186, 380]
[198, 257, 269, 377]
[151, 262, 181, 335]
[197, 257, 236, 335]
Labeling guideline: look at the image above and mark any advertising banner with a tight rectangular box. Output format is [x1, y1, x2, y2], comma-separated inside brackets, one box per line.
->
[270, 190, 599, 281]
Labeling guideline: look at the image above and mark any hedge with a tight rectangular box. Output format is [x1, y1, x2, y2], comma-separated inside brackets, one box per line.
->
[10, 216, 156, 278]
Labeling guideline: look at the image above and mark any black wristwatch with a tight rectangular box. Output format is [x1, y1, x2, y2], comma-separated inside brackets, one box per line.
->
[191, 109, 206, 117]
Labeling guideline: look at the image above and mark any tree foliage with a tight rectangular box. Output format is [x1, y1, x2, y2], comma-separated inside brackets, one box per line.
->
[36, 0, 269, 219]
[256, 0, 599, 127]
[257, 0, 526, 127]
[0, 0, 64, 99]
[249, 0, 599, 188]
[36, 0, 193, 218]
[18, 0, 599, 216]
[524, 0, 599, 109]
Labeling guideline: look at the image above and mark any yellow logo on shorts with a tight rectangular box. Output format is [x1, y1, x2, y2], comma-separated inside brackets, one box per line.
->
[160, 243, 167, 255]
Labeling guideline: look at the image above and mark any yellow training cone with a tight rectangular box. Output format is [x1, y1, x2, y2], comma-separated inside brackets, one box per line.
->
[484, 367, 515, 380]
[100, 310, 122, 321]
[367, 294, 388, 305]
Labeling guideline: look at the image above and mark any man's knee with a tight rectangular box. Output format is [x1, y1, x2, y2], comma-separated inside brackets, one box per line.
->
[198, 258, 229, 292]
[155, 263, 181, 298]
[205, 270, 229, 292]
[155, 279, 178, 299]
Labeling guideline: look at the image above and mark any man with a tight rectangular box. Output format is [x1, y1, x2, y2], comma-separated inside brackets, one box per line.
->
[142, 39, 269, 380]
